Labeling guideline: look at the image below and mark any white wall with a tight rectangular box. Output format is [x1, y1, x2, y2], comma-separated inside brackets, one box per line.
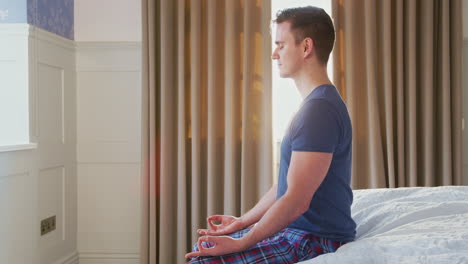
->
[75, 42, 141, 264]
[74, 1, 142, 263]
[74, 0, 141, 42]
[0, 24, 78, 264]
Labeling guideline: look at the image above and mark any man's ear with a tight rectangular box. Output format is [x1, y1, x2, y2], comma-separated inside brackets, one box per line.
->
[303, 38, 314, 58]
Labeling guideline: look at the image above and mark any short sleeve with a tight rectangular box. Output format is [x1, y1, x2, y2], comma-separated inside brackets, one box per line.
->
[291, 99, 341, 153]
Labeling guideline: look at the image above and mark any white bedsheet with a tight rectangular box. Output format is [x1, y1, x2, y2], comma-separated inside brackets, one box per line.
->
[300, 186, 468, 264]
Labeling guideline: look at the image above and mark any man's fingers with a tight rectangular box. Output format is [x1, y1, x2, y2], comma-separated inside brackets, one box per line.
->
[198, 236, 204, 250]
[198, 236, 215, 249]
[199, 235, 214, 246]
[186, 236, 235, 259]
[207, 215, 223, 230]
[208, 220, 217, 231]
[185, 247, 214, 259]
[207, 215, 223, 222]
[185, 249, 212, 259]
[198, 228, 230, 236]
[197, 228, 209, 235]
[204, 230, 219, 235]
[185, 238, 205, 259]
[185, 251, 201, 259]
[208, 217, 223, 230]
[184, 236, 216, 259]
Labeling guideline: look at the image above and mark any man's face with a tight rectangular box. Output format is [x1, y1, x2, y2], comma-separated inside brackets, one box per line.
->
[272, 22, 304, 78]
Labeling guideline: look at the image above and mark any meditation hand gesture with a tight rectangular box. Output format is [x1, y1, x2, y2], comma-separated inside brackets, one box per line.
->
[185, 235, 249, 258]
[197, 215, 245, 236]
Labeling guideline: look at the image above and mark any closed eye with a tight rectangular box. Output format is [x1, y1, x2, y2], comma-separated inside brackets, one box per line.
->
[275, 41, 284, 48]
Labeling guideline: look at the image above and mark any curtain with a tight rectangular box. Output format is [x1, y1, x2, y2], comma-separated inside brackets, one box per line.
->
[332, 0, 462, 189]
[141, 0, 273, 263]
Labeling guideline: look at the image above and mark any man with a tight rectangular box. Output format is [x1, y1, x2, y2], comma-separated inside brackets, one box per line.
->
[186, 6, 356, 263]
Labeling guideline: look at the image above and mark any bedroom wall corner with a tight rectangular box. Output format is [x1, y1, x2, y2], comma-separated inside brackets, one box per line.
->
[74, 1, 142, 263]
[75, 41, 142, 264]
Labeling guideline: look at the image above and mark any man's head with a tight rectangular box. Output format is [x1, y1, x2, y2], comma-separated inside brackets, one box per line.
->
[272, 6, 335, 77]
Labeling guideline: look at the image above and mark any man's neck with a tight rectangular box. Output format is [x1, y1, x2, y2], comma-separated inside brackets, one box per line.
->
[293, 65, 332, 99]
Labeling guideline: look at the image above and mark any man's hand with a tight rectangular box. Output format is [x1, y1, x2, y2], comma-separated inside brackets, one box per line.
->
[197, 215, 244, 236]
[185, 235, 248, 259]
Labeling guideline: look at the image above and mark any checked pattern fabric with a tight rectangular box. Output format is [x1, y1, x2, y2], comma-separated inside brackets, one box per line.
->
[187, 227, 346, 264]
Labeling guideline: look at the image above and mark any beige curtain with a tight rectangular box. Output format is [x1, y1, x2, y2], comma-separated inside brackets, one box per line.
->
[141, 0, 273, 263]
[332, 0, 463, 189]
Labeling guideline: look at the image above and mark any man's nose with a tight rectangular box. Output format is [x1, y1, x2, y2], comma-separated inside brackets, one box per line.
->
[271, 51, 279, 60]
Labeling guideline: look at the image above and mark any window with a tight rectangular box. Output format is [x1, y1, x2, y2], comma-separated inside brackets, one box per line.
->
[0, 24, 34, 150]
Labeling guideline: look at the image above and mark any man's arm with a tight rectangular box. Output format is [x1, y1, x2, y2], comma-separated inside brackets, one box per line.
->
[241, 151, 333, 248]
[241, 151, 331, 248]
[186, 151, 331, 258]
[239, 184, 278, 227]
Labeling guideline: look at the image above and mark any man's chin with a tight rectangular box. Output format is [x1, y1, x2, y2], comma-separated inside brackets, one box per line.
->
[279, 72, 290, 78]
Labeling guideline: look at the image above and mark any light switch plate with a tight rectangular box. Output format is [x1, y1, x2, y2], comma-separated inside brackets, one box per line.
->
[40, 215, 56, 236]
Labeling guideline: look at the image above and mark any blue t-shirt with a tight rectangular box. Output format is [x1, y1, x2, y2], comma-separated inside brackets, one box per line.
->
[277, 84, 356, 242]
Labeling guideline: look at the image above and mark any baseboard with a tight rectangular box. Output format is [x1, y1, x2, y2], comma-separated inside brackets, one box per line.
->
[78, 251, 139, 264]
[46, 250, 140, 263]
[52, 251, 79, 264]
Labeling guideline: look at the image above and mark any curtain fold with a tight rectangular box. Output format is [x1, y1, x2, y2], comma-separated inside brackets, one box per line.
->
[332, 0, 462, 189]
[141, 1, 273, 263]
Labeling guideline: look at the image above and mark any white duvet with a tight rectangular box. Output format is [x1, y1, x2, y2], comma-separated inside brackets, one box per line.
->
[300, 186, 468, 264]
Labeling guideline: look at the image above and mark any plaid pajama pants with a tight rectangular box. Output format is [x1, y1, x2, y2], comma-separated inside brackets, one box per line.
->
[187, 227, 347, 264]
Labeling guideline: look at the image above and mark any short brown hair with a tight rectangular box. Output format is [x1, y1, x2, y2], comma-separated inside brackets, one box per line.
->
[274, 6, 335, 65]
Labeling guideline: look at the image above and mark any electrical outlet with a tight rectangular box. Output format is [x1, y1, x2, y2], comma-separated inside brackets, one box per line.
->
[40, 215, 56, 236]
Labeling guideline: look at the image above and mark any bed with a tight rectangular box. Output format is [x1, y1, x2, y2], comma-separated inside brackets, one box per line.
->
[300, 186, 468, 264]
